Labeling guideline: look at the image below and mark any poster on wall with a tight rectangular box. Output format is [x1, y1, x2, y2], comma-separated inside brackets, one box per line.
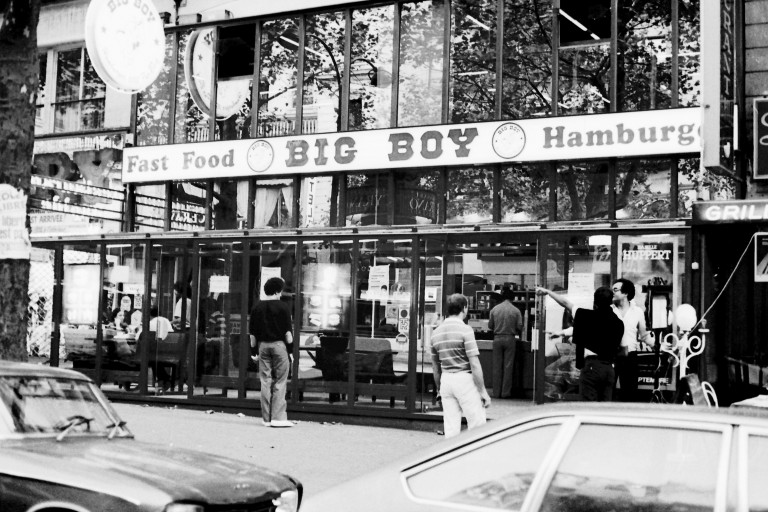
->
[62, 264, 100, 325]
[368, 265, 390, 301]
[755, 232, 768, 282]
[617, 237, 677, 313]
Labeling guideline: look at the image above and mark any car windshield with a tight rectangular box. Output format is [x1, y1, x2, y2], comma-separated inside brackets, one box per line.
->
[0, 376, 125, 437]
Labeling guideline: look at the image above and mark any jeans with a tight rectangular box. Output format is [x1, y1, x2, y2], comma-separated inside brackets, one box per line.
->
[614, 352, 639, 402]
[259, 342, 290, 422]
[440, 371, 486, 438]
[580, 359, 615, 402]
[492, 335, 516, 398]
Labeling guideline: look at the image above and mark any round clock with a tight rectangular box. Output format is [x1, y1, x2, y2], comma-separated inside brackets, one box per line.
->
[246, 140, 274, 174]
[492, 122, 526, 159]
[85, 0, 166, 94]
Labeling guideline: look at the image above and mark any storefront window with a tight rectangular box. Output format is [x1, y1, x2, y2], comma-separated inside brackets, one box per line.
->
[395, 170, 439, 225]
[678, 0, 700, 107]
[174, 29, 210, 143]
[349, 5, 395, 130]
[398, 0, 446, 127]
[303, 12, 345, 133]
[447, 167, 494, 224]
[300, 176, 335, 228]
[27, 248, 56, 364]
[257, 18, 299, 137]
[297, 240, 353, 405]
[556, 161, 609, 221]
[558, 44, 610, 115]
[214, 24, 254, 141]
[615, 158, 673, 219]
[171, 182, 207, 231]
[35, 52, 48, 133]
[136, 33, 176, 146]
[618, 0, 672, 111]
[134, 184, 166, 233]
[501, 163, 551, 222]
[449, 0, 496, 123]
[254, 179, 293, 228]
[677, 157, 736, 217]
[212, 180, 249, 230]
[346, 172, 389, 226]
[502, 0, 553, 119]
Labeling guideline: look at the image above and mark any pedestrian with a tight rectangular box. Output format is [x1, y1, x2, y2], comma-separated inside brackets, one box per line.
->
[488, 286, 523, 399]
[611, 278, 652, 402]
[536, 286, 624, 401]
[431, 293, 491, 438]
[249, 277, 294, 428]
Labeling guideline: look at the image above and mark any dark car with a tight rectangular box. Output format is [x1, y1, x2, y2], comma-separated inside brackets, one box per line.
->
[303, 402, 768, 512]
[0, 361, 301, 512]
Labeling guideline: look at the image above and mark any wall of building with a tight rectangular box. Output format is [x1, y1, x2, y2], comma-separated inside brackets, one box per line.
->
[746, 0, 768, 196]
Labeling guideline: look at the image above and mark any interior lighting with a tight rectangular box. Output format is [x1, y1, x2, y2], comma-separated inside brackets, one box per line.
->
[560, 9, 601, 40]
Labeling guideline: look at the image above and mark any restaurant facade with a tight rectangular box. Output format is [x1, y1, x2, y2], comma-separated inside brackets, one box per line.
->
[26, 0, 756, 418]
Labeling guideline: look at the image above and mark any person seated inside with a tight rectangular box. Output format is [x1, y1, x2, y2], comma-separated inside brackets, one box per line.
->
[110, 295, 135, 333]
[137, 306, 172, 341]
[171, 281, 192, 331]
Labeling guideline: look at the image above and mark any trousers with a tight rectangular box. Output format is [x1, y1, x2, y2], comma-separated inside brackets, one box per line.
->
[259, 341, 290, 422]
[440, 371, 486, 438]
[580, 358, 615, 402]
[492, 335, 516, 398]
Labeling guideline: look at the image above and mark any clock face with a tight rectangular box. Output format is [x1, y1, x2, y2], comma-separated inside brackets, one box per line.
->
[492, 122, 526, 159]
[247, 141, 274, 174]
[85, 0, 166, 93]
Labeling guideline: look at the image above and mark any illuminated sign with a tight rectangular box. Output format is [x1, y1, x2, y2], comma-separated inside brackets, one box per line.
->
[123, 108, 702, 183]
[755, 99, 768, 179]
[692, 200, 768, 224]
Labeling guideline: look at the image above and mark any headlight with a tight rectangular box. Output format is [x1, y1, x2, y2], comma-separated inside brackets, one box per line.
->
[273, 489, 299, 512]
[164, 504, 204, 512]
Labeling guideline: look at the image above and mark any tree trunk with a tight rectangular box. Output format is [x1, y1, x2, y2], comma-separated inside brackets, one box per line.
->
[0, 1, 40, 361]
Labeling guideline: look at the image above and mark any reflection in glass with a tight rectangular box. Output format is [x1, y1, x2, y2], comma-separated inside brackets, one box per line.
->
[678, 1, 700, 107]
[398, 1, 446, 126]
[257, 18, 299, 137]
[618, 0, 672, 111]
[212, 180, 249, 230]
[171, 182, 207, 231]
[556, 161, 609, 221]
[36, 52, 48, 133]
[394, 171, 438, 225]
[254, 179, 293, 228]
[136, 34, 175, 146]
[214, 24, 254, 141]
[449, 0, 496, 123]
[346, 173, 388, 226]
[300, 176, 335, 228]
[677, 157, 736, 218]
[447, 167, 493, 224]
[349, 6, 395, 130]
[27, 248, 55, 363]
[54, 48, 105, 133]
[615, 159, 672, 219]
[174, 30, 209, 143]
[502, 164, 550, 222]
[502, 0, 553, 119]
[303, 12, 345, 133]
[558, 44, 610, 115]
[134, 184, 167, 232]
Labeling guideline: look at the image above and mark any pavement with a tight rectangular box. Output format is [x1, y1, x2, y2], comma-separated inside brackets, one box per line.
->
[113, 396, 533, 496]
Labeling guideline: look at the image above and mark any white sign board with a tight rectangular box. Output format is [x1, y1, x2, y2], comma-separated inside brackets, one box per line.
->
[755, 232, 768, 283]
[368, 265, 390, 302]
[123, 108, 701, 183]
[209, 275, 230, 294]
[0, 185, 30, 260]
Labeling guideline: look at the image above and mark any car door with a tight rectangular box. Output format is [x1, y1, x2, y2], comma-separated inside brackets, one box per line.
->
[530, 416, 732, 512]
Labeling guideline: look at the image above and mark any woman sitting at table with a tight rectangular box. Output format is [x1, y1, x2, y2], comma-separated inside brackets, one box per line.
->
[110, 295, 135, 333]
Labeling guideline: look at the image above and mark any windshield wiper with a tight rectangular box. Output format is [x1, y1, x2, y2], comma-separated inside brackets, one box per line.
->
[106, 420, 128, 440]
[55, 415, 93, 442]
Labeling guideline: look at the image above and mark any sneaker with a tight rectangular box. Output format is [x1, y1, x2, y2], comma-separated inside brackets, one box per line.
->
[261, 419, 271, 427]
[271, 420, 295, 428]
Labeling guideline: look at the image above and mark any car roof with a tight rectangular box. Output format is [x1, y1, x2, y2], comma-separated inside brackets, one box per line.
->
[401, 402, 768, 470]
[0, 360, 92, 381]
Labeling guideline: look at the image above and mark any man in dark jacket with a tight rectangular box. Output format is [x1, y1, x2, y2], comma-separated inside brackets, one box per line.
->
[536, 286, 624, 401]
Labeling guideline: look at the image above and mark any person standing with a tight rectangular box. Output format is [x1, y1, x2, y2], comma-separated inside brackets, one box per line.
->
[611, 278, 652, 402]
[487, 286, 523, 399]
[431, 293, 491, 438]
[249, 277, 294, 428]
[536, 286, 624, 401]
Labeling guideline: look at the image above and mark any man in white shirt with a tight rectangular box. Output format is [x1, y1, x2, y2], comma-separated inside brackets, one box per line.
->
[612, 278, 652, 402]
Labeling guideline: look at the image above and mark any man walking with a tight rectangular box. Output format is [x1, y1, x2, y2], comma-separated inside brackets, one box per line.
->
[536, 286, 624, 401]
[488, 286, 523, 399]
[249, 277, 294, 428]
[611, 278, 652, 402]
[431, 293, 491, 438]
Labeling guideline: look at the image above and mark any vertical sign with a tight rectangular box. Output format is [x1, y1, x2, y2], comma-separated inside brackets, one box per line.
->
[754, 99, 768, 179]
[755, 233, 768, 283]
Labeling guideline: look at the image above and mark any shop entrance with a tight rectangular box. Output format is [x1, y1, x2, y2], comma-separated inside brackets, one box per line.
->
[424, 234, 540, 401]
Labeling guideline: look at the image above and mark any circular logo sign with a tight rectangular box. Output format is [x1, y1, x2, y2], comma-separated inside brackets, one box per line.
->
[247, 140, 274, 173]
[85, 0, 166, 94]
[492, 122, 526, 159]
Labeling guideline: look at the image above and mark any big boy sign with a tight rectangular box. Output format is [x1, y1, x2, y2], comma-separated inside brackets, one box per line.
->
[123, 108, 701, 183]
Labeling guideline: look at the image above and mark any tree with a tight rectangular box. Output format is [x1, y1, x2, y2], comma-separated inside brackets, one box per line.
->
[0, 0, 39, 361]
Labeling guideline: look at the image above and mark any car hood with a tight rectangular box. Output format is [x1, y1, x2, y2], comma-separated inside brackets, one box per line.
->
[0, 437, 297, 507]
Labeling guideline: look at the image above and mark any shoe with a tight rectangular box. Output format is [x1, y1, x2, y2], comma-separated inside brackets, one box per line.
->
[261, 419, 271, 427]
[270, 420, 295, 428]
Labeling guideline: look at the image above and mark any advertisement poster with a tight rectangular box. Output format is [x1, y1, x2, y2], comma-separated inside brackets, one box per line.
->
[368, 265, 390, 301]
[755, 232, 768, 282]
[0, 185, 31, 260]
[618, 237, 677, 310]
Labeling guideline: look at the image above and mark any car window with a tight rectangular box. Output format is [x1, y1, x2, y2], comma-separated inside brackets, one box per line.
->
[540, 424, 722, 512]
[407, 423, 561, 510]
[747, 434, 768, 511]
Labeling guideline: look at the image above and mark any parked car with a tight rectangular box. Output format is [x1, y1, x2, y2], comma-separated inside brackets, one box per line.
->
[303, 402, 768, 512]
[0, 361, 301, 512]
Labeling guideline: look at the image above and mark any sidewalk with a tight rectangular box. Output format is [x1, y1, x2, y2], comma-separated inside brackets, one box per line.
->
[113, 397, 533, 496]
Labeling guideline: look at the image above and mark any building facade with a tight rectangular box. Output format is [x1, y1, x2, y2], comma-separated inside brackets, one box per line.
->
[27, 0, 762, 417]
